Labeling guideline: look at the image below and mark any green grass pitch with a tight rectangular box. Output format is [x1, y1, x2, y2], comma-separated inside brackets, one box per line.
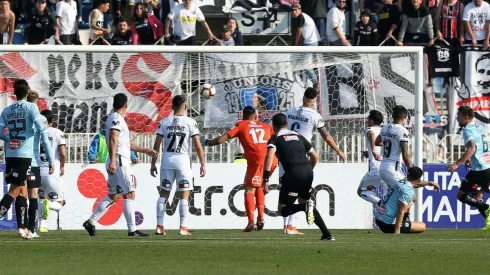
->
[1, 229, 489, 275]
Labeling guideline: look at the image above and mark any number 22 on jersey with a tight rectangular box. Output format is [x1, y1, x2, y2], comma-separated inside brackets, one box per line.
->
[249, 128, 266, 144]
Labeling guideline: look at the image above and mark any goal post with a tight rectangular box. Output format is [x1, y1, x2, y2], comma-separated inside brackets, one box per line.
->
[0, 45, 425, 228]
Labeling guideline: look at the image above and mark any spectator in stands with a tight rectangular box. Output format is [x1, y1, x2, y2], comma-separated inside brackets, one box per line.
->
[360, 0, 388, 24]
[0, 0, 15, 44]
[88, 0, 111, 45]
[291, 3, 320, 46]
[227, 18, 243, 45]
[165, 0, 215, 45]
[217, 24, 234, 46]
[327, 0, 350, 46]
[397, 0, 434, 46]
[111, 18, 132, 45]
[300, 0, 329, 45]
[376, 0, 401, 45]
[354, 9, 379, 46]
[462, 0, 490, 48]
[435, 0, 464, 46]
[24, 0, 56, 45]
[55, 0, 81, 45]
[131, 2, 163, 45]
[88, 129, 139, 164]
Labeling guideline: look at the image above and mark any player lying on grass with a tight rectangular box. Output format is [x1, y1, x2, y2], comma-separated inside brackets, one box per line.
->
[374, 166, 439, 234]
[203, 106, 277, 232]
[263, 113, 334, 241]
[358, 110, 384, 205]
[448, 106, 490, 229]
[151, 95, 206, 236]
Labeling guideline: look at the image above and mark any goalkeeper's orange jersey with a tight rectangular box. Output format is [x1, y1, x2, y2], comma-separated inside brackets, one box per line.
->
[226, 120, 274, 164]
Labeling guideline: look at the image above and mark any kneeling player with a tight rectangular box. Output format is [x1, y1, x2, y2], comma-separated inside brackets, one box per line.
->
[374, 167, 439, 234]
[264, 113, 334, 241]
[358, 110, 384, 205]
[38, 110, 67, 232]
[203, 106, 277, 232]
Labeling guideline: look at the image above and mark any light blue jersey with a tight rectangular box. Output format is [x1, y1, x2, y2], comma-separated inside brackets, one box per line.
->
[32, 116, 48, 167]
[375, 179, 414, 224]
[463, 123, 490, 171]
[0, 100, 54, 164]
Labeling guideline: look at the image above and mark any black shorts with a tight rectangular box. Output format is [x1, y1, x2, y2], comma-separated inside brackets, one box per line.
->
[459, 169, 490, 193]
[375, 219, 411, 234]
[5, 157, 32, 186]
[28, 166, 42, 189]
[278, 164, 313, 205]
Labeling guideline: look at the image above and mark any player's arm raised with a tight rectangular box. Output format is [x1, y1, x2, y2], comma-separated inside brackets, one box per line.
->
[203, 133, 232, 146]
[150, 134, 163, 177]
[318, 127, 346, 162]
[448, 139, 475, 172]
[394, 200, 410, 234]
[412, 181, 440, 191]
[192, 136, 206, 177]
[130, 141, 158, 158]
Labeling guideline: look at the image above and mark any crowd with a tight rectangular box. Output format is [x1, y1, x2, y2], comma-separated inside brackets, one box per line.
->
[0, 0, 485, 47]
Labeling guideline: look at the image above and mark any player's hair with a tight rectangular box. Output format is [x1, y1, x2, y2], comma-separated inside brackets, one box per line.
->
[407, 166, 423, 182]
[41, 109, 54, 124]
[13, 79, 29, 99]
[272, 113, 288, 128]
[392, 105, 408, 121]
[304, 87, 318, 100]
[98, 0, 109, 5]
[27, 90, 39, 103]
[242, 106, 256, 119]
[172, 95, 186, 110]
[133, 2, 147, 20]
[113, 93, 128, 110]
[368, 110, 383, 125]
[458, 106, 474, 119]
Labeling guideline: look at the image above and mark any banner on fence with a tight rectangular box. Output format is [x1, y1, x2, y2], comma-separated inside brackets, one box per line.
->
[0, 163, 372, 230]
[448, 50, 490, 133]
[0, 52, 184, 134]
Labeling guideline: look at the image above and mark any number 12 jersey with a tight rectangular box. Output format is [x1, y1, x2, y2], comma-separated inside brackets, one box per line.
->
[157, 115, 199, 170]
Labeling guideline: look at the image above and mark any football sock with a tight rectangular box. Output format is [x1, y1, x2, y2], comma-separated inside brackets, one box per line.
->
[288, 214, 296, 227]
[15, 196, 27, 229]
[179, 199, 189, 228]
[280, 203, 306, 217]
[255, 188, 265, 222]
[360, 190, 381, 204]
[0, 194, 14, 218]
[283, 217, 288, 227]
[49, 201, 63, 211]
[28, 198, 38, 233]
[123, 199, 136, 233]
[244, 192, 255, 224]
[89, 196, 114, 225]
[458, 195, 490, 213]
[313, 208, 332, 238]
[157, 197, 166, 227]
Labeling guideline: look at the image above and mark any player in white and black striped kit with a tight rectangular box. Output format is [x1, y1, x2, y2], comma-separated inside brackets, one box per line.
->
[375, 105, 413, 190]
[282, 87, 345, 234]
[263, 113, 335, 241]
[357, 110, 384, 205]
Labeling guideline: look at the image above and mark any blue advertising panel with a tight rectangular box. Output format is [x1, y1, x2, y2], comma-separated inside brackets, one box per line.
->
[423, 164, 488, 229]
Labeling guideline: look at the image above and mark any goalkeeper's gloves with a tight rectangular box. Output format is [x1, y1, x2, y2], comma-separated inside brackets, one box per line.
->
[202, 138, 212, 147]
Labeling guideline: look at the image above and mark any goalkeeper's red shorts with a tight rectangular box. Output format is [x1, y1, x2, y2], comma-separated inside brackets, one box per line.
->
[243, 157, 278, 187]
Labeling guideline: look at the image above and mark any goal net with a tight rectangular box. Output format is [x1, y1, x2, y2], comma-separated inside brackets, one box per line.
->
[0, 46, 423, 230]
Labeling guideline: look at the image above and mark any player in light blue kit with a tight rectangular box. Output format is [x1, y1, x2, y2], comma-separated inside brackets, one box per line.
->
[375, 167, 439, 234]
[448, 106, 490, 230]
[0, 80, 54, 239]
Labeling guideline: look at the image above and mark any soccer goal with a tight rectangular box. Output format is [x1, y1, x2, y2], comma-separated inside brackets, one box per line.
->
[0, 45, 424, 229]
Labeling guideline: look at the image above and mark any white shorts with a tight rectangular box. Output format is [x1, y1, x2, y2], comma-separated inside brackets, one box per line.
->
[359, 169, 382, 191]
[40, 174, 64, 201]
[160, 166, 193, 192]
[107, 156, 135, 195]
[379, 167, 405, 189]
